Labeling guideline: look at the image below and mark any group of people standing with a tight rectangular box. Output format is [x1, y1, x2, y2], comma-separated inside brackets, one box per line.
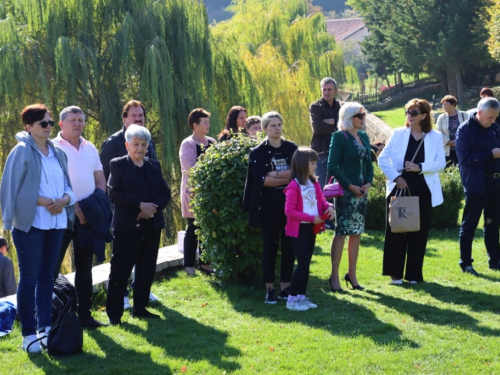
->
[2, 77, 500, 351]
[0, 101, 171, 352]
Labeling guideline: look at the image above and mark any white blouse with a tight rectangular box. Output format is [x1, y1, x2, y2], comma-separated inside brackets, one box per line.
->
[32, 147, 76, 230]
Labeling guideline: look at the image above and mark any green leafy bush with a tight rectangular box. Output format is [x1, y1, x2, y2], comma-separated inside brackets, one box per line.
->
[365, 164, 463, 230]
[365, 165, 387, 230]
[431, 166, 463, 228]
[189, 134, 262, 280]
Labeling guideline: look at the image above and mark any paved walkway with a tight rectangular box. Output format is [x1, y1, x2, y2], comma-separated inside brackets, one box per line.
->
[0, 244, 183, 305]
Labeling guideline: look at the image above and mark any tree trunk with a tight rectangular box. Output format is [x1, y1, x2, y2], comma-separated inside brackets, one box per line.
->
[397, 71, 403, 92]
[455, 70, 465, 106]
[447, 64, 458, 98]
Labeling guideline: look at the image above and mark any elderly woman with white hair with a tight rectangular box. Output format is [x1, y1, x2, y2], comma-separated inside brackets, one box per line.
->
[327, 102, 373, 292]
[106, 125, 171, 325]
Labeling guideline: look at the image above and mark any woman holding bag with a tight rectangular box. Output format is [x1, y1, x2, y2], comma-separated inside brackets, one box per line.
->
[378, 99, 445, 285]
[327, 102, 373, 292]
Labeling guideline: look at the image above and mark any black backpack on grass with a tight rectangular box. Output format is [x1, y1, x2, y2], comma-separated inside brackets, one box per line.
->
[28, 297, 83, 356]
[47, 297, 83, 356]
[53, 274, 77, 322]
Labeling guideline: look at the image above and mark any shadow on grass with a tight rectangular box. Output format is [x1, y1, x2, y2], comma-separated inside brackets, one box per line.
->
[213, 275, 418, 350]
[24, 341, 108, 374]
[423, 282, 500, 314]
[361, 289, 500, 337]
[119, 307, 241, 372]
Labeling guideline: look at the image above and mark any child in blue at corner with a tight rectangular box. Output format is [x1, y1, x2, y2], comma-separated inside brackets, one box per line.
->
[284, 147, 334, 311]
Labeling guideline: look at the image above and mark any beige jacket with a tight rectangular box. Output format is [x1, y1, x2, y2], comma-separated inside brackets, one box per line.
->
[435, 110, 468, 156]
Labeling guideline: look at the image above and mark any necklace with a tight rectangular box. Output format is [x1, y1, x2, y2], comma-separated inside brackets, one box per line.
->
[412, 132, 422, 141]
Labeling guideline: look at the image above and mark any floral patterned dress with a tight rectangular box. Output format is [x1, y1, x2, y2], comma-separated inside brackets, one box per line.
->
[334, 136, 369, 235]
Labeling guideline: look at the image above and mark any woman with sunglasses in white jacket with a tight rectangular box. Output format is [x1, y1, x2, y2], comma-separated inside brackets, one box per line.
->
[378, 99, 445, 285]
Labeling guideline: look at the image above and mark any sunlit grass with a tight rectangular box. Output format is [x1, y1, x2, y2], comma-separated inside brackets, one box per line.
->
[1, 227, 499, 374]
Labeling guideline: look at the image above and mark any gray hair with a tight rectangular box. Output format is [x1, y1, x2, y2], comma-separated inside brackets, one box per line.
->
[59, 106, 85, 121]
[339, 102, 365, 131]
[261, 111, 283, 129]
[320, 77, 337, 89]
[125, 124, 151, 143]
[477, 97, 500, 113]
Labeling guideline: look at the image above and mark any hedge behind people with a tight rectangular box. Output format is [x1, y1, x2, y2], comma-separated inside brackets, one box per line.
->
[189, 134, 262, 280]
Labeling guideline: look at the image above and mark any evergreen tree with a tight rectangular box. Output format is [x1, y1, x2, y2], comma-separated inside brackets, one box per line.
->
[348, 0, 494, 102]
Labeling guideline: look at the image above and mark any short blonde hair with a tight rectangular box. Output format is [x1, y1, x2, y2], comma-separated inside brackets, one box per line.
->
[261, 111, 283, 129]
[339, 102, 364, 131]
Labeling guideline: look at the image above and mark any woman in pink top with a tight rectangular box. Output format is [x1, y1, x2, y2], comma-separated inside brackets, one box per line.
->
[284, 147, 334, 311]
[179, 108, 217, 276]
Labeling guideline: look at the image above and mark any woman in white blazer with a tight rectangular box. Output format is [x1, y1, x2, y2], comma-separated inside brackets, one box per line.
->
[378, 99, 446, 285]
[435, 95, 468, 166]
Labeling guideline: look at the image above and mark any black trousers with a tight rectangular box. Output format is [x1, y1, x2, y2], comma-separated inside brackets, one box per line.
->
[383, 190, 433, 282]
[106, 229, 161, 321]
[445, 149, 458, 168]
[289, 224, 316, 296]
[260, 204, 294, 284]
[55, 223, 96, 319]
[183, 218, 207, 267]
[459, 177, 500, 268]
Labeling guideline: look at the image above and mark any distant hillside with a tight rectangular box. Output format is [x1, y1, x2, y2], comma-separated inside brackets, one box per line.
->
[204, 0, 349, 22]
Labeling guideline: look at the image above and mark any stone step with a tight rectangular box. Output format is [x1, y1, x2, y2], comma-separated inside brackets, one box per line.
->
[0, 244, 183, 305]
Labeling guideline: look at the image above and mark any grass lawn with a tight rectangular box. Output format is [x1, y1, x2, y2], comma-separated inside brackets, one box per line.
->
[371, 89, 481, 129]
[371, 107, 407, 129]
[1, 226, 499, 374]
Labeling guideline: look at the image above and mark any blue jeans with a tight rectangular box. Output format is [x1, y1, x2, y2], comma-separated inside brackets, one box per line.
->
[13, 227, 64, 336]
[459, 177, 500, 269]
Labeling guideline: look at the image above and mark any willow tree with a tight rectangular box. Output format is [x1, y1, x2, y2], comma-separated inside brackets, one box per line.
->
[0, 0, 217, 251]
[211, 0, 345, 145]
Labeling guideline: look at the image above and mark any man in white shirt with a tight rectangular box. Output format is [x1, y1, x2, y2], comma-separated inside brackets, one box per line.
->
[53, 106, 108, 328]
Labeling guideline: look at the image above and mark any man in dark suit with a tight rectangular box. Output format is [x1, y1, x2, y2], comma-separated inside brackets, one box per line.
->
[99, 100, 157, 181]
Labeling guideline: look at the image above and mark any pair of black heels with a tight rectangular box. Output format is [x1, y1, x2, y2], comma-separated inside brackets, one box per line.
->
[328, 274, 365, 292]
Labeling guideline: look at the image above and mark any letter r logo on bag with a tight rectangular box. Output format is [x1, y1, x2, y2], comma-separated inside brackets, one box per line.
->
[396, 207, 407, 219]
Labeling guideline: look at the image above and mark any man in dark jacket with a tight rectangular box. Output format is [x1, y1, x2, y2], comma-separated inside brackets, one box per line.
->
[309, 77, 342, 187]
[0, 237, 16, 298]
[456, 97, 500, 276]
[99, 100, 157, 181]
[309, 77, 341, 230]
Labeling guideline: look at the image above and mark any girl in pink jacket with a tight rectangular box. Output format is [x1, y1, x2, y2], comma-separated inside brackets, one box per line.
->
[284, 147, 334, 311]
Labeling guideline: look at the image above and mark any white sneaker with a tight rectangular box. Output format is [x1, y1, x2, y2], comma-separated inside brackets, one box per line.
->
[149, 292, 160, 302]
[37, 326, 51, 348]
[300, 298, 317, 309]
[286, 300, 310, 311]
[23, 335, 42, 353]
[409, 281, 418, 285]
[124, 297, 131, 309]
[390, 279, 403, 285]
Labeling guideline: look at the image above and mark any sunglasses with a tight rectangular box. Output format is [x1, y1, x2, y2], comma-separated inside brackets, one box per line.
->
[36, 120, 55, 128]
[352, 113, 366, 119]
[405, 110, 422, 118]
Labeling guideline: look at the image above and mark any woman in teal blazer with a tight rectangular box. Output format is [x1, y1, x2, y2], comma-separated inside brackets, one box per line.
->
[327, 102, 374, 292]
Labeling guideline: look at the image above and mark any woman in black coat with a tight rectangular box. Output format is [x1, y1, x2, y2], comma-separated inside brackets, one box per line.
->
[106, 125, 171, 325]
